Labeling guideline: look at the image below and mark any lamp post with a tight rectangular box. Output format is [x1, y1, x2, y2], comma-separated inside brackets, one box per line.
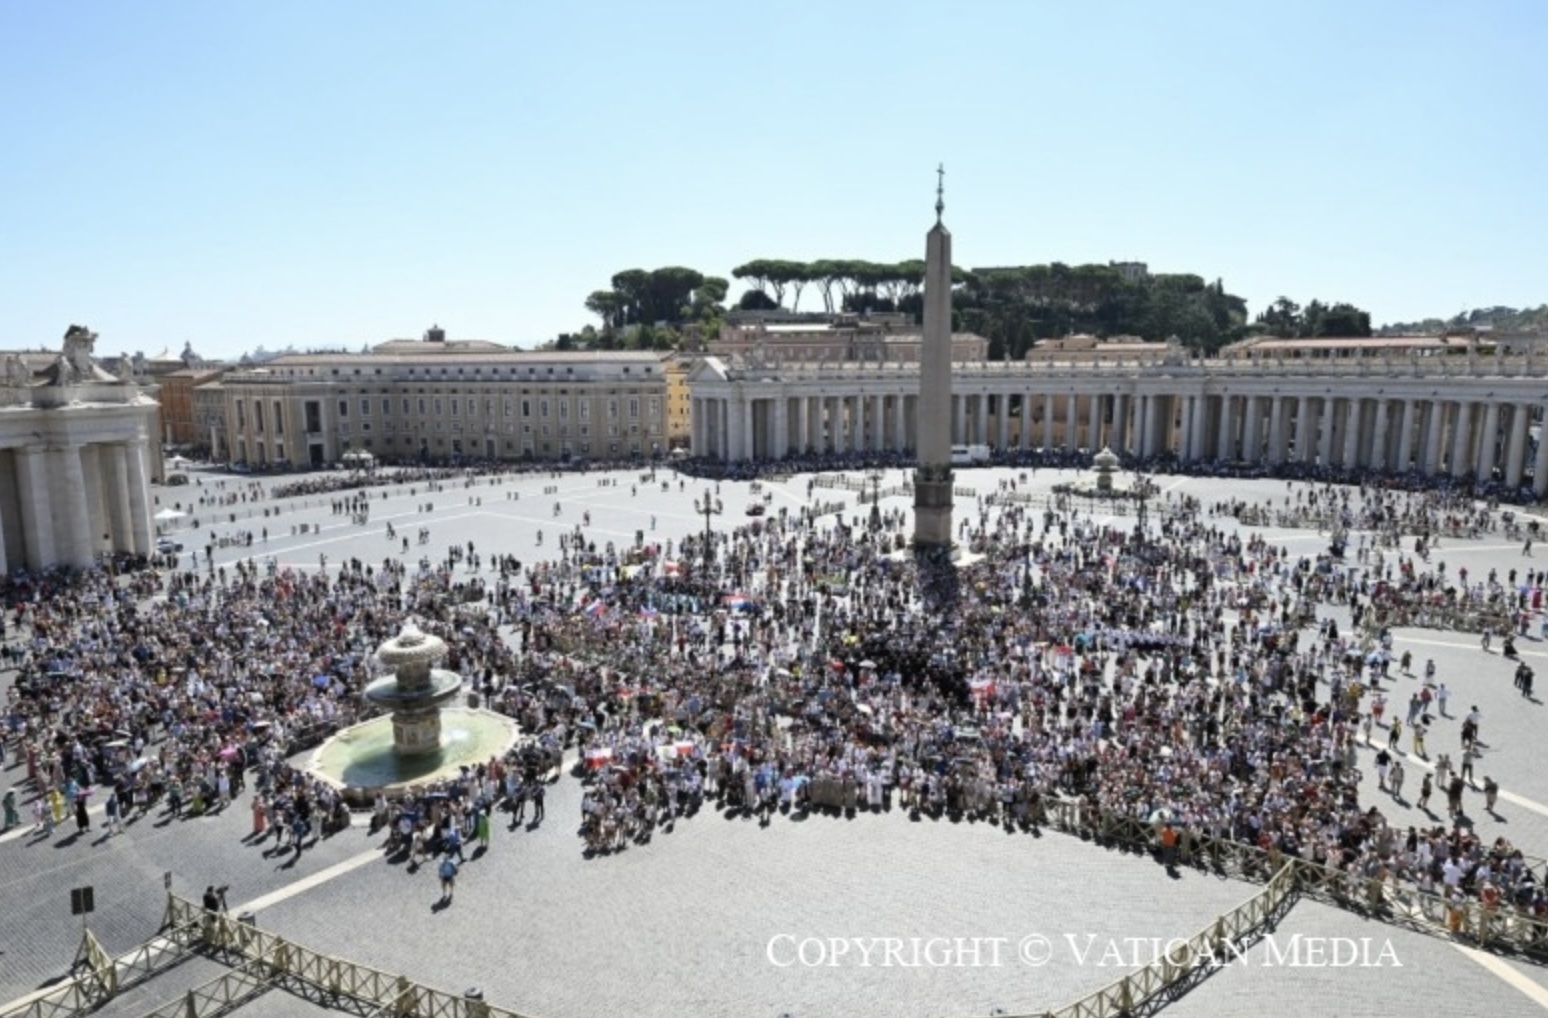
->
[1133, 463, 1148, 545]
[695, 491, 723, 567]
[867, 468, 885, 531]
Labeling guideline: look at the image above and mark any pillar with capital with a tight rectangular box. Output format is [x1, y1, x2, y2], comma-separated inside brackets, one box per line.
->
[52, 444, 92, 567]
[1241, 397, 1261, 462]
[1477, 401, 1500, 480]
[1369, 399, 1390, 472]
[125, 440, 154, 556]
[1396, 400, 1416, 473]
[1342, 398, 1362, 467]
[1534, 403, 1548, 496]
[104, 444, 134, 554]
[15, 448, 55, 570]
[1423, 401, 1445, 475]
[1217, 395, 1234, 461]
[79, 444, 109, 561]
[1506, 403, 1530, 488]
[1189, 395, 1207, 462]
[1450, 400, 1473, 477]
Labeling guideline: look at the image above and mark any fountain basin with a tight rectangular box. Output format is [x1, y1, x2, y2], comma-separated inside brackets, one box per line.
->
[362, 667, 465, 710]
[304, 707, 521, 802]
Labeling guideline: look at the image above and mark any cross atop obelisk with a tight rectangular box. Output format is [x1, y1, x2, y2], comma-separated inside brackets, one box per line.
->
[935, 163, 945, 224]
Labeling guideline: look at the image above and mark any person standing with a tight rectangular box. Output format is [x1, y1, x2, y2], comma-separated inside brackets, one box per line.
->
[438, 856, 458, 902]
[1484, 776, 1500, 813]
[531, 781, 545, 824]
[475, 809, 491, 851]
[74, 788, 90, 833]
[103, 789, 120, 835]
[1417, 772, 1433, 811]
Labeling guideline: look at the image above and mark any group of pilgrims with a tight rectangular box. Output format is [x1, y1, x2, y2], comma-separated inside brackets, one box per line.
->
[3, 461, 1547, 922]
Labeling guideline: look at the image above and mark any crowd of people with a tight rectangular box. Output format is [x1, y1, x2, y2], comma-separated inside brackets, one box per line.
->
[3, 455, 1547, 929]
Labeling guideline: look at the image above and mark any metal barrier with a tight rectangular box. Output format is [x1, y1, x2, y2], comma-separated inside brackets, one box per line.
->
[160, 896, 526, 1018]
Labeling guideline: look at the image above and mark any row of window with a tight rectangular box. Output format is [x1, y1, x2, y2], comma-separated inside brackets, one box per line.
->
[293, 364, 655, 378]
[230, 396, 659, 434]
[337, 422, 652, 438]
[334, 396, 652, 419]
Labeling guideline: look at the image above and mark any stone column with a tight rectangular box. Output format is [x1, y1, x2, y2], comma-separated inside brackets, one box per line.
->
[774, 397, 789, 459]
[1189, 395, 1207, 462]
[1396, 400, 1416, 473]
[79, 444, 108, 561]
[1316, 399, 1334, 466]
[1217, 395, 1234, 461]
[719, 400, 732, 462]
[954, 395, 967, 446]
[1450, 400, 1473, 477]
[1534, 405, 1548, 496]
[1266, 396, 1285, 465]
[1064, 394, 1078, 452]
[52, 444, 92, 568]
[1241, 397, 1260, 463]
[999, 394, 1012, 451]
[852, 397, 865, 453]
[1506, 403, 1530, 488]
[1042, 394, 1055, 448]
[104, 444, 134, 554]
[1477, 401, 1500, 480]
[1087, 394, 1102, 451]
[1112, 394, 1128, 454]
[1369, 399, 1390, 472]
[1289, 396, 1306, 462]
[15, 448, 56, 570]
[1340, 398, 1360, 467]
[126, 440, 153, 556]
[1423, 401, 1445, 476]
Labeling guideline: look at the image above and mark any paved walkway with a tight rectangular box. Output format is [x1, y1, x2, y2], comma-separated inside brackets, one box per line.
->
[6, 465, 1548, 1017]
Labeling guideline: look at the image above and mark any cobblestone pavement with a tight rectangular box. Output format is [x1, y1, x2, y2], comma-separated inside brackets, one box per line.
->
[248, 768, 1257, 1018]
[1164, 896, 1546, 1018]
[6, 466, 1548, 1017]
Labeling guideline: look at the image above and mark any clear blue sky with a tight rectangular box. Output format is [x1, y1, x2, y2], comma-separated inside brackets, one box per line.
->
[3, 1, 1545, 359]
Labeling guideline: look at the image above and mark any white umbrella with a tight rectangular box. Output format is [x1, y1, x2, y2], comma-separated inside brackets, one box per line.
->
[153, 508, 187, 521]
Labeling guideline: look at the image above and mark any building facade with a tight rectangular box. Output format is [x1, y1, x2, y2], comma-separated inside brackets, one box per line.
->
[712, 319, 988, 363]
[686, 347, 1548, 495]
[157, 366, 226, 447]
[0, 327, 160, 571]
[206, 338, 670, 466]
[662, 353, 693, 449]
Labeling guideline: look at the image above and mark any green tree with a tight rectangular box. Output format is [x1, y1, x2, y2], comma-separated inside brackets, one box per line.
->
[738, 289, 778, 312]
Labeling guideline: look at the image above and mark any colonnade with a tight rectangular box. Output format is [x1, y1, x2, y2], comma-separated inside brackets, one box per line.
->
[0, 439, 154, 571]
[690, 380, 1548, 496]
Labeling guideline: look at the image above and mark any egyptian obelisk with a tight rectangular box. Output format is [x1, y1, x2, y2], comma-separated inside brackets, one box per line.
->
[913, 166, 954, 548]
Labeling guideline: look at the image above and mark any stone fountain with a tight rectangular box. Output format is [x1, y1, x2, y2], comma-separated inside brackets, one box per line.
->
[365, 621, 464, 754]
[304, 620, 520, 801]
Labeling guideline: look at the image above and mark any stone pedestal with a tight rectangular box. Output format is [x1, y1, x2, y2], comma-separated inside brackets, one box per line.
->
[392, 710, 444, 756]
[913, 465, 955, 547]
